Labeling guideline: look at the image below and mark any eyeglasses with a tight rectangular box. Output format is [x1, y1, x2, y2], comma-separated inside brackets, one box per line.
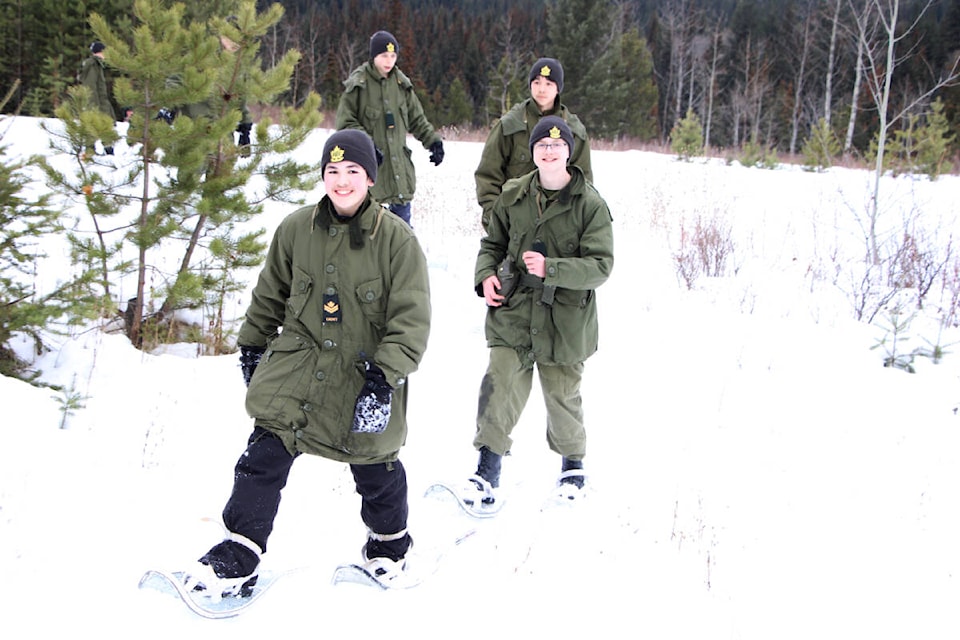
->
[534, 142, 566, 152]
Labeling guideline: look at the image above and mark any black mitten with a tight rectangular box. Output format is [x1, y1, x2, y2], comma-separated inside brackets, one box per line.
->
[236, 122, 252, 157]
[351, 362, 393, 434]
[156, 108, 176, 125]
[495, 255, 519, 299]
[429, 140, 444, 166]
[239, 346, 266, 387]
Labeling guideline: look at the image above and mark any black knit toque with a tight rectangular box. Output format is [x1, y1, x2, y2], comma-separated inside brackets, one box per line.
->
[323, 129, 379, 183]
[369, 31, 399, 59]
[529, 116, 574, 156]
[529, 58, 564, 93]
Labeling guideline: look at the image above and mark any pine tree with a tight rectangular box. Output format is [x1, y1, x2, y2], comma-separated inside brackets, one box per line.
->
[546, 0, 614, 110]
[441, 76, 474, 127]
[802, 117, 840, 172]
[915, 98, 955, 180]
[670, 109, 704, 161]
[583, 27, 659, 141]
[0, 83, 99, 379]
[41, 0, 322, 351]
[484, 52, 530, 122]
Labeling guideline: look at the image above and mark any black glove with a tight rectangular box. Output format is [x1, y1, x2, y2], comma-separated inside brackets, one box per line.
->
[239, 345, 266, 387]
[236, 122, 252, 157]
[429, 140, 444, 166]
[237, 121, 252, 144]
[156, 108, 176, 125]
[351, 362, 393, 434]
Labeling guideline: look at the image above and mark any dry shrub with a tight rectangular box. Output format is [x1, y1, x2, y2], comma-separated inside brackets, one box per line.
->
[673, 212, 736, 289]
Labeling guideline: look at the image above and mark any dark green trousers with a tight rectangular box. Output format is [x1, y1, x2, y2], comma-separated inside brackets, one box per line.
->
[475, 346, 586, 459]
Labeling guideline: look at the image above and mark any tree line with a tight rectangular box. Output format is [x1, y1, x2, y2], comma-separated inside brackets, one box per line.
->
[2, 0, 959, 157]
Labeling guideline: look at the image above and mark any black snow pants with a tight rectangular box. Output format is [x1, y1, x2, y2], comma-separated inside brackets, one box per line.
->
[220, 426, 410, 558]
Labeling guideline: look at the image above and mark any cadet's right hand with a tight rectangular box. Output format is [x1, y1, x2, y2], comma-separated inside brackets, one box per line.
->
[239, 345, 266, 387]
[482, 275, 505, 307]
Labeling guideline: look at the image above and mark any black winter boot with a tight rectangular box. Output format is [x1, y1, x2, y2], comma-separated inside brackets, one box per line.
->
[187, 538, 261, 597]
[560, 457, 585, 489]
[476, 446, 502, 488]
[199, 539, 260, 579]
[363, 531, 413, 563]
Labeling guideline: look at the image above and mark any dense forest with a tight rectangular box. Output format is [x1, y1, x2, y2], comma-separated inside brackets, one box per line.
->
[2, 0, 959, 156]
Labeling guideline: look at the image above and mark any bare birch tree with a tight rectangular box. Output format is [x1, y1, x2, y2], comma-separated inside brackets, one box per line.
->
[844, 0, 873, 153]
[788, 1, 817, 154]
[703, 19, 725, 150]
[823, 0, 843, 126]
[853, 0, 960, 263]
[485, 12, 530, 120]
[656, 0, 697, 134]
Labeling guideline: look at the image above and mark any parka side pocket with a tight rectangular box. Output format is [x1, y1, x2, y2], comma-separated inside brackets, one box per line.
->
[246, 333, 317, 429]
[286, 266, 313, 318]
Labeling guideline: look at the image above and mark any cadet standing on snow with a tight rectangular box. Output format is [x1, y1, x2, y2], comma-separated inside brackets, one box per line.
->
[80, 41, 117, 155]
[474, 57, 593, 231]
[180, 129, 431, 595]
[460, 116, 613, 513]
[335, 30, 444, 227]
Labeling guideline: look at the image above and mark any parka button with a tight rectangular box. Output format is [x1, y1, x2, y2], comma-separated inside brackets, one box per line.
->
[315, 371, 325, 380]
[322, 339, 335, 349]
[297, 281, 307, 292]
[531, 328, 539, 335]
[302, 402, 313, 411]
[364, 291, 375, 301]
[328, 227, 338, 237]
[326, 286, 336, 295]
[325, 264, 336, 273]
[547, 266, 557, 276]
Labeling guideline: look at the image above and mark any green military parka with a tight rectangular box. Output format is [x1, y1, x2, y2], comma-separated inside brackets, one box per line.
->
[80, 55, 116, 120]
[475, 166, 613, 367]
[475, 99, 592, 229]
[335, 62, 441, 206]
[238, 197, 431, 464]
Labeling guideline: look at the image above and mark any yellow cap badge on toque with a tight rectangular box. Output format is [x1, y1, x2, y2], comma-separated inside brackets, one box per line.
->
[549, 126, 561, 139]
[539, 65, 552, 78]
[386, 42, 395, 53]
[330, 145, 345, 163]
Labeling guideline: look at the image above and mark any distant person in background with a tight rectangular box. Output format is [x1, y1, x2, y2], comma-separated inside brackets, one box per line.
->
[459, 116, 613, 513]
[80, 41, 117, 155]
[474, 57, 593, 231]
[162, 35, 253, 157]
[336, 29, 444, 227]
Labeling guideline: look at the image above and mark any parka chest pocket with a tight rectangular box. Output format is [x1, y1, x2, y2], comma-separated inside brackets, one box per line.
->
[363, 105, 382, 128]
[555, 233, 582, 258]
[286, 266, 313, 318]
[356, 276, 386, 328]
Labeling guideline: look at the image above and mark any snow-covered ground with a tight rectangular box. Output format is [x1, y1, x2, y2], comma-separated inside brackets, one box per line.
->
[1, 115, 959, 638]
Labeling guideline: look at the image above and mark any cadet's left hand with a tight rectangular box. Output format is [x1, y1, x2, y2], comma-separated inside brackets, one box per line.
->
[429, 140, 444, 166]
[522, 251, 546, 278]
[351, 362, 393, 434]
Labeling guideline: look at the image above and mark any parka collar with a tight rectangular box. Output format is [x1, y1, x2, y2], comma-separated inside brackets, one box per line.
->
[363, 61, 413, 88]
[503, 165, 587, 208]
[311, 196, 387, 248]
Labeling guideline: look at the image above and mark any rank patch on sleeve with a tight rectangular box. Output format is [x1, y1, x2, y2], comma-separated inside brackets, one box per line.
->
[323, 293, 342, 323]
